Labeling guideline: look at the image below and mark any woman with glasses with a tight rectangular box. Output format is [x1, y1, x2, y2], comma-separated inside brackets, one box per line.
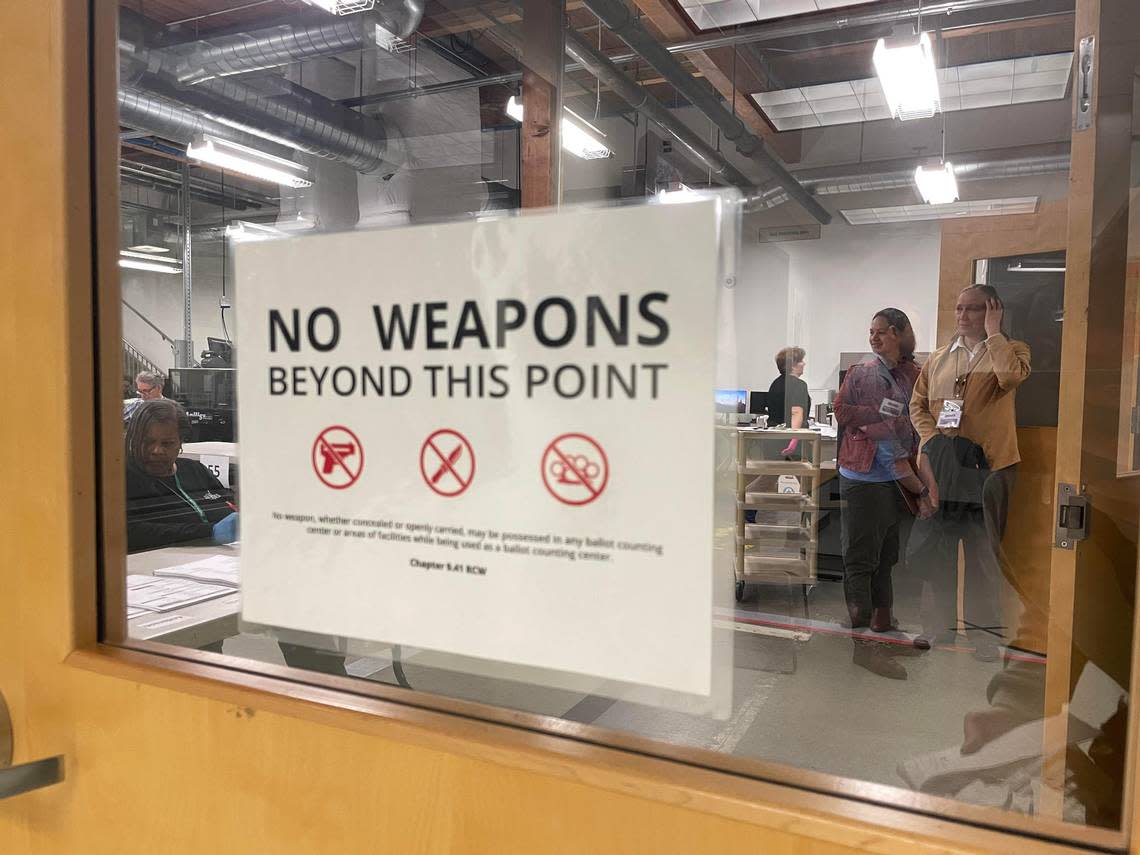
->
[125, 399, 238, 552]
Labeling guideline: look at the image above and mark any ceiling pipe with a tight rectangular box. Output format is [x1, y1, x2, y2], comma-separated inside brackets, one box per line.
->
[173, 1, 425, 85]
[122, 47, 396, 173]
[564, 29, 754, 191]
[582, 0, 831, 224]
[119, 8, 398, 174]
[118, 88, 293, 159]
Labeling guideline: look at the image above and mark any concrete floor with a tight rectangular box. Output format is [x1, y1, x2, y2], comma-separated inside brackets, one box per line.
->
[222, 573, 1128, 823]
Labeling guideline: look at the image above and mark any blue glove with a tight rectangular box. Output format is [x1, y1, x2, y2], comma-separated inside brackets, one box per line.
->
[211, 512, 239, 544]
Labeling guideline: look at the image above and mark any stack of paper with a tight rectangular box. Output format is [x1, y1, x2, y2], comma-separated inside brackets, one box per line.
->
[152, 554, 240, 587]
[126, 574, 235, 613]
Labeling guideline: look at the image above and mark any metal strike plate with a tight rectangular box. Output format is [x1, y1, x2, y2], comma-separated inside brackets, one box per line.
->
[1077, 36, 1095, 131]
[0, 689, 64, 800]
[1055, 482, 1089, 549]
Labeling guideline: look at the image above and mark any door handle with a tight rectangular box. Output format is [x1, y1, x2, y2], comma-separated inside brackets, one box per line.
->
[0, 689, 64, 800]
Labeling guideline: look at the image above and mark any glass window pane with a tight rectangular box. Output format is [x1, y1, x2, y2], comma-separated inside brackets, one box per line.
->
[102, 0, 1140, 843]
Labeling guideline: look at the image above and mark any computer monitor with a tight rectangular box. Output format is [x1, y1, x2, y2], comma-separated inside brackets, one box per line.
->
[714, 389, 747, 413]
[203, 337, 234, 368]
[748, 391, 768, 416]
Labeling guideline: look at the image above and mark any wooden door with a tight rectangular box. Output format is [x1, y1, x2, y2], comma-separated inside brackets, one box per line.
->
[1039, 0, 1140, 825]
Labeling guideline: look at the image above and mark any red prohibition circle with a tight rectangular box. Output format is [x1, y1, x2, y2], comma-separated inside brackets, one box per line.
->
[541, 433, 609, 506]
[311, 425, 365, 489]
[419, 428, 476, 497]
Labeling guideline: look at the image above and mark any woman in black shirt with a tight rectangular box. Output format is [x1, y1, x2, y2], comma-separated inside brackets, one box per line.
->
[125, 399, 238, 552]
[768, 346, 811, 455]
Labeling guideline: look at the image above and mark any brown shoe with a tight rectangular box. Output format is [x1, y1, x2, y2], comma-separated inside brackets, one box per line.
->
[853, 639, 908, 680]
[870, 606, 899, 633]
[848, 603, 871, 629]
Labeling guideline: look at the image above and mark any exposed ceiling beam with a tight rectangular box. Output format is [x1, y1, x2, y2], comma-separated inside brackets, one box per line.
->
[625, 0, 801, 161]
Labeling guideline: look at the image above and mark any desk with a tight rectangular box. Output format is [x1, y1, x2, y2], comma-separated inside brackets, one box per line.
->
[127, 544, 241, 647]
[180, 441, 239, 489]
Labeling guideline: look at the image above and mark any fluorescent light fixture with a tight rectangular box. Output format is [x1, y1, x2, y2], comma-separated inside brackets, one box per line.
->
[914, 162, 959, 205]
[301, 0, 376, 14]
[225, 220, 287, 243]
[841, 196, 1039, 225]
[873, 31, 941, 120]
[560, 118, 611, 160]
[120, 249, 182, 273]
[187, 134, 312, 188]
[656, 184, 703, 204]
[120, 249, 180, 264]
[126, 244, 170, 254]
[505, 97, 611, 161]
[119, 258, 183, 274]
[1009, 262, 1066, 272]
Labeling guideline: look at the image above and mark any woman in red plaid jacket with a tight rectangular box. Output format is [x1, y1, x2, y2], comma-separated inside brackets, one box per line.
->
[833, 308, 933, 680]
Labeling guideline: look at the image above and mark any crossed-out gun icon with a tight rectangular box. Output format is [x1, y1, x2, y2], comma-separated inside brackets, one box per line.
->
[318, 442, 356, 474]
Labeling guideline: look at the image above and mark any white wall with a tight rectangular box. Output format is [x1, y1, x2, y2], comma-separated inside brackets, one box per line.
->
[734, 218, 942, 396]
[121, 251, 232, 378]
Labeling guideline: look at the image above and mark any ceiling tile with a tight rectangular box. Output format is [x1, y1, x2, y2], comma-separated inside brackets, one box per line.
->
[939, 81, 961, 99]
[959, 91, 1014, 109]
[800, 81, 855, 100]
[1013, 52, 1074, 74]
[686, 5, 717, 28]
[862, 105, 892, 121]
[772, 114, 821, 130]
[939, 95, 962, 112]
[1011, 85, 1066, 104]
[1013, 68, 1071, 90]
[703, 0, 757, 27]
[754, 88, 806, 106]
[763, 100, 816, 118]
[959, 76, 1014, 96]
[811, 94, 862, 113]
[812, 108, 865, 125]
[752, 0, 817, 19]
[957, 59, 1016, 81]
[936, 67, 960, 84]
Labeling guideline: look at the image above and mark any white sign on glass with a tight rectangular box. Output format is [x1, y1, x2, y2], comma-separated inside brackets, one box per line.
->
[235, 201, 722, 695]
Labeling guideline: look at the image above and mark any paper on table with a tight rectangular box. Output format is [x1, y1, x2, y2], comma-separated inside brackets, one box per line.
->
[152, 554, 240, 587]
[127, 575, 234, 612]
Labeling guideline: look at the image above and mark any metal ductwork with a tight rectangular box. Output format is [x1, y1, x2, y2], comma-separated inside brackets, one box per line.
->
[120, 10, 402, 175]
[749, 151, 1072, 210]
[564, 30, 753, 191]
[582, 0, 831, 225]
[119, 88, 293, 159]
[174, 1, 425, 85]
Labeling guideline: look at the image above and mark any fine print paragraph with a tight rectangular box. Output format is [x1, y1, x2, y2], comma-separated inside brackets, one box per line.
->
[272, 511, 665, 564]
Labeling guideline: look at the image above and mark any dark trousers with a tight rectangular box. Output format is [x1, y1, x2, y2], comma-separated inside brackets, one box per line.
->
[922, 466, 1017, 644]
[840, 477, 905, 624]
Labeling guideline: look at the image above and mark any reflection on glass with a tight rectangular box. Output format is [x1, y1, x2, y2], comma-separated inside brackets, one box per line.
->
[108, 0, 1140, 840]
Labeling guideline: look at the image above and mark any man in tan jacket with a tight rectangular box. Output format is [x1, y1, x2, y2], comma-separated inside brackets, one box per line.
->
[909, 285, 1031, 659]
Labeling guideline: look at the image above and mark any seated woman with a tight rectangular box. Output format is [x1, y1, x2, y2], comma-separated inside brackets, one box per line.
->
[125, 399, 238, 552]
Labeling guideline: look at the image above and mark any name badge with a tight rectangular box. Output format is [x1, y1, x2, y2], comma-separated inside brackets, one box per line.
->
[937, 399, 964, 429]
[879, 398, 904, 418]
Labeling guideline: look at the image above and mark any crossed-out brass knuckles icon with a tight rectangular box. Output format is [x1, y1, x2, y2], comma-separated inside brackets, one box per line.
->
[549, 454, 602, 485]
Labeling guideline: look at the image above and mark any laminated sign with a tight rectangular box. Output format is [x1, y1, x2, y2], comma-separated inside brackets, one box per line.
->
[236, 202, 722, 695]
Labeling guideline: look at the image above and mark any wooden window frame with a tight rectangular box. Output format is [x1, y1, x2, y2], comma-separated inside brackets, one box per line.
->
[75, 2, 1138, 851]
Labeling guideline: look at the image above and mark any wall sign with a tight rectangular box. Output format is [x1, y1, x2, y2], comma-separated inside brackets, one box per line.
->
[235, 202, 722, 695]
